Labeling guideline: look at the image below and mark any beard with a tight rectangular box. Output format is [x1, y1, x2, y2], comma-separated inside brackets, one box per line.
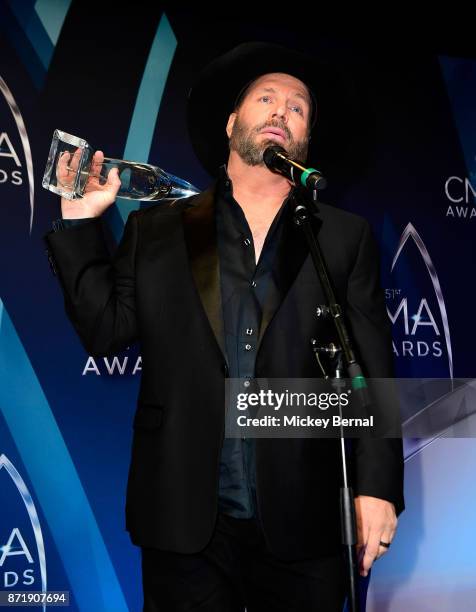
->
[228, 114, 310, 167]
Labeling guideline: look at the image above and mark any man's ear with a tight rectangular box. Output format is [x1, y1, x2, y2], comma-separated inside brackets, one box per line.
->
[226, 112, 237, 138]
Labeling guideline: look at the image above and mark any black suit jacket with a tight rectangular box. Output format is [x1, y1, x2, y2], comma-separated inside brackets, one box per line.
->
[44, 181, 404, 560]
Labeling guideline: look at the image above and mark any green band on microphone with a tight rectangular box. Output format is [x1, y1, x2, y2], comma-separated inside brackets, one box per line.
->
[352, 375, 367, 390]
[300, 167, 319, 187]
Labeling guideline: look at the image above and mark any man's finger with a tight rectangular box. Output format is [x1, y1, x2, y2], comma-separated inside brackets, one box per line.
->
[91, 150, 104, 182]
[355, 501, 369, 548]
[56, 151, 71, 186]
[375, 529, 394, 559]
[70, 147, 81, 173]
[361, 540, 379, 576]
[107, 166, 120, 186]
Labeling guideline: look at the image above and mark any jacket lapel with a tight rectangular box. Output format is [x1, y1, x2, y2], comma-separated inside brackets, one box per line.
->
[257, 194, 323, 352]
[182, 182, 227, 364]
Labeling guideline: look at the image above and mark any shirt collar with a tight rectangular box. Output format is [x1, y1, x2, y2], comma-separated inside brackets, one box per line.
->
[217, 163, 232, 195]
[217, 163, 297, 202]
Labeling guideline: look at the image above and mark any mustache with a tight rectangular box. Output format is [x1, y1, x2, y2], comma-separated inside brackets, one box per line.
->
[255, 121, 292, 140]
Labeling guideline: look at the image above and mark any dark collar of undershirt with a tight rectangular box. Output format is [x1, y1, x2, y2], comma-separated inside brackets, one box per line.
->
[215, 163, 297, 228]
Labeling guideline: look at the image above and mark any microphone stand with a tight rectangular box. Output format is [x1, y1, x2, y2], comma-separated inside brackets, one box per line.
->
[292, 186, 367, 612]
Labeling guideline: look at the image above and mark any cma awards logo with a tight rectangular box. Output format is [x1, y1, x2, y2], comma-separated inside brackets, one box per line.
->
[0, 454, 47, 603]
[0, 76, 34, 233]
[387, 223, 453, 378]
[444, 175, 476, 219]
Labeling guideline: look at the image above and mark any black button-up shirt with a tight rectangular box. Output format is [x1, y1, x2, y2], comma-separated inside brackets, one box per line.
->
[215, 163, 295, 519]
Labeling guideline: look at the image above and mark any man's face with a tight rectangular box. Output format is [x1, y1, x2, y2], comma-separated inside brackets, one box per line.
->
[226, 72, 313, 167]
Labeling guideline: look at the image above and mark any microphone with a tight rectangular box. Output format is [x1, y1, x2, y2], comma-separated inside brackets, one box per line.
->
[263, 145, 327, 193]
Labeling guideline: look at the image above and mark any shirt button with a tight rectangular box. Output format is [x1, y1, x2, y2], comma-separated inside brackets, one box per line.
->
[244, 380, 251, 388]
[243, 238, 251, 246]
[245, 344, 252, 351]
[251, 280, 257, 288]
[246, 328, 253, 335]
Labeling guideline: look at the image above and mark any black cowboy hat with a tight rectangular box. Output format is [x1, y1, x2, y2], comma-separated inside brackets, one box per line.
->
[186, 41, 375, 188]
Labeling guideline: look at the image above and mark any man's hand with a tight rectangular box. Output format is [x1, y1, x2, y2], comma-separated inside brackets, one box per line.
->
[59, 150, 121, 219]
[354, 495, 397, 577]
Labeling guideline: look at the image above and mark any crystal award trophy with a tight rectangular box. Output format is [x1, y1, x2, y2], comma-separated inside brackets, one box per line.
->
[42, 129, 200, 201]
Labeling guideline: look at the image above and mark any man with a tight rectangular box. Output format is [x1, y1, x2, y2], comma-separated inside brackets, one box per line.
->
[44, 42, 404, 611]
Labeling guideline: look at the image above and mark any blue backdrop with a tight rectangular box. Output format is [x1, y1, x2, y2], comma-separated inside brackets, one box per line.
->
[0, 3, 475, 610]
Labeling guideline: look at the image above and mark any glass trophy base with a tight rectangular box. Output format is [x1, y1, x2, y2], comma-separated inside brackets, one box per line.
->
[42, 129, 200, 201]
